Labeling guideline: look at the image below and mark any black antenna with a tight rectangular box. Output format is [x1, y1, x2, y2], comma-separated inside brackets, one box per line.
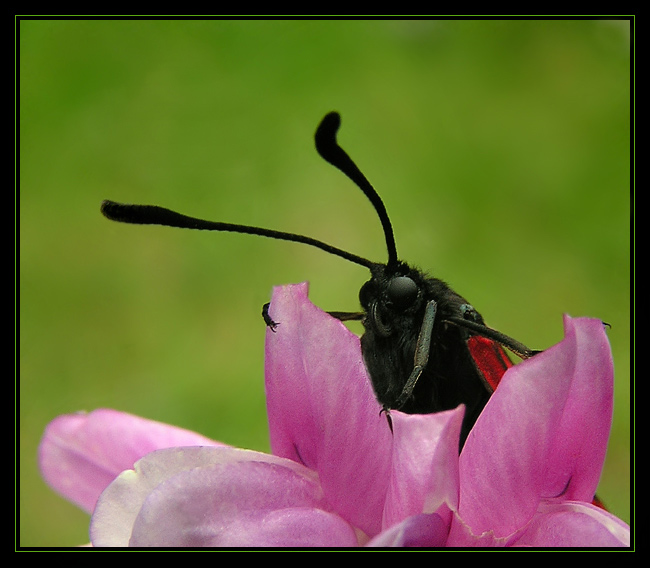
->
[315, 112, 399, 268]
[100, 200, 376, 270]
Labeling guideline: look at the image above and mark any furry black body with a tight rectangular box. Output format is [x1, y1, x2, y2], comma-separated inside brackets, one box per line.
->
[357, 262, 493, 443]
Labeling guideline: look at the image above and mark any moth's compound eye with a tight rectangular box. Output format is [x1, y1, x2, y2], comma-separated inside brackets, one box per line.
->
[387, 276, 418, 310]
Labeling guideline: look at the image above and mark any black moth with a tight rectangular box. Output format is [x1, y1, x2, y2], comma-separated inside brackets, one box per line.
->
[101, 112, 539, 447]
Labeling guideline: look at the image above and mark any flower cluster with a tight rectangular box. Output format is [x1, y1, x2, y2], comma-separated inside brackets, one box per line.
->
[39, 283, 629, 547]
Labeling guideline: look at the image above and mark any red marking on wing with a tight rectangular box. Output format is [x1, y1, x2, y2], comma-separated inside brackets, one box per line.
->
[467, 335, 513, 392]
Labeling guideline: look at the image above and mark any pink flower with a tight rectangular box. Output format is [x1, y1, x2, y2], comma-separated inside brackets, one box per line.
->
[38, 283, 629, 547]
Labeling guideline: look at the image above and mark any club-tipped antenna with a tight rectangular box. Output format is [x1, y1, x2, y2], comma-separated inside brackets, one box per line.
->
[315, 112, 399, 268]
[100, 200, 377, 270]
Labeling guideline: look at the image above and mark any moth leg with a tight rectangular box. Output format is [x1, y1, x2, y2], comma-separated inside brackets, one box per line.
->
[395, 300, 438, 409]
[262, 302, 280, 332]
[380, 406, 394, 433]
[327, 311, 364, 321]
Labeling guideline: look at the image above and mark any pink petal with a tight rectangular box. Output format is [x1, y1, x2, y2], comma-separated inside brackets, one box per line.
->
[39, 408, 223, 514]
[264, 283, 393, 537]
[382, 407, 464, 528]
[367, 513, 449, 547]
[514, 501, 630, 547]
[542, 316, 614, 503]
[453, 316, 615, 541]
[91, 446, 358, 547]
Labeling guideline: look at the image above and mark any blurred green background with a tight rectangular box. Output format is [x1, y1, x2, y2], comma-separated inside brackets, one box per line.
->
[19, 19, 631, 546]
